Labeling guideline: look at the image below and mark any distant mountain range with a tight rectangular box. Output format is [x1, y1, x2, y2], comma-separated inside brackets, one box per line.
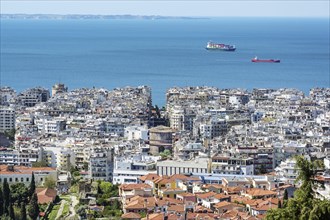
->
[0, 14, 206, 20]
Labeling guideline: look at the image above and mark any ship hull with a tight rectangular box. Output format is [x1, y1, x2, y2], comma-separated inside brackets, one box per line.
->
[206, 47, 236, 51]
[252, 59, 280, 63]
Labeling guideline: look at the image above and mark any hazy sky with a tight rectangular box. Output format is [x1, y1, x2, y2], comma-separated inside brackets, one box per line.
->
[1, 0, 329, 17]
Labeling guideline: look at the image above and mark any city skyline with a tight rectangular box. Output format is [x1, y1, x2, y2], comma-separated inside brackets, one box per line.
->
[1, 0, 329, 18]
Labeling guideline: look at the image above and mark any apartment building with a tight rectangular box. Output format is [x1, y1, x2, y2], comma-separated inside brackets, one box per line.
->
[0, 106, 15, 132]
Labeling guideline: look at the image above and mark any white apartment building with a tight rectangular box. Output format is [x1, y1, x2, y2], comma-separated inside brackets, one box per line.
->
[72, 145, 90, 170]
[274, 158, 298, 184]
[104, 120, 125, 136]
[0, 87, 16, 105]
[156, 158, 209, 176]
[0, 107, 15, 132]
[43, 146, 76, 171]
[124, 125, 148, 141]
[1, 145, 44, 166]
[273, 141, 306, 167]
[211, 155, 254, 175]
[169, 109, 184, 131]
[199, 118, 228, 139]
[35, 117, 66, 135]
[89, 147, 114, 181]
[113, 154, 158, 184]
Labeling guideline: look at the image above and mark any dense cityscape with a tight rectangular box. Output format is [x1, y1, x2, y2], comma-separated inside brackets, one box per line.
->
[0, 84, 329, 219]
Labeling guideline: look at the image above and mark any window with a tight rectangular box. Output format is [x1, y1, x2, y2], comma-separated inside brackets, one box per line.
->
[9, 178, 12, 182]
[26, 178, 29, 182]
[15, 178, 18, 182]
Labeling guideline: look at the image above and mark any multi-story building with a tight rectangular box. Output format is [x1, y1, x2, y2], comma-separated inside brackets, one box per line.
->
[273, 141, 306, 167]
[236, 147, 274, 174]
[89, 147, 114, 181]
[156, 158, 209, 176]
[274, 158, 298, 184]
[113, 154, 158, 184]
[34, 116, 66, 135]
[211, 154, 254, 175]
[124, 125, 148, 141]
[8, 144, 44, 166]
[199, 118, 228, 139]
[16, 87, 50, 107]
[0, 87, 16, 105]
[43, 146, 75, 171]
[0, 106, 15, 132]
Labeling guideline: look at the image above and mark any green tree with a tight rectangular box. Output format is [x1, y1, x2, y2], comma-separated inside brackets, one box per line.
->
[3, 178, 10, 215]
[83, 162, 89, 171]
[31, 161, 48, 167]
[43, 177, 56, 189]
[266, 156, 330, 220]
[282, 188, 288, 208]
[10, 183, 29, 204]
[29, 172, 36, 198]
[4, 129, 16, 141]
[27, 193, 39, 220]
[0, 187, 4, 216]
[155, 105, 161, 118]
[76, 205, 87, 218]
[160, 149, 171, 159]
[283, 188, 288, 200]
[20, 202, 27, 220]
[8, 202, 15, 219]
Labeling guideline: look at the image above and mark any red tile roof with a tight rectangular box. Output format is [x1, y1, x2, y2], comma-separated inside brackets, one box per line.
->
[120, 183, 152, 191]
[0, 165, 55, 175]
[36, 188, 57, 204]
[121, 212, 141, 219]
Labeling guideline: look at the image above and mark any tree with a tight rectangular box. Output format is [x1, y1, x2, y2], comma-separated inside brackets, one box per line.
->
[83, 162, 89, 171]
[43, 177, 56, 189]
[20, 202, 27, 220]
[283, 189, 288, 200]
[155, 105, 161, 118]
[4, 129, 15, 141]
[3, 178, 10, 215]
[160, 149, 171, 159]
[29, 172, 36, 198]
[28, 193, 39, 220]
[32, 161, 48, 167]
[76, 205, 87, 218]
[282, 188, 288, 208]
[8, 202, 15, 220]
[0, 187, 4, 216]
[10, 182, 29, 204]
[266, 156, 330, 220]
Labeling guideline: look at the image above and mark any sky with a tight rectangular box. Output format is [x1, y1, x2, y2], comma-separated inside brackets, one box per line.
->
[0, 0, 329, 18]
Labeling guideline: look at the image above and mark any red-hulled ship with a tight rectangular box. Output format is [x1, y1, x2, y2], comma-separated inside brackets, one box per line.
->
[252, 56, 280, 63]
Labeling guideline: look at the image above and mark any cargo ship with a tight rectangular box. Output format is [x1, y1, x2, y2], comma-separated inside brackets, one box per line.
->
[206, 41, 236, 51]
[252, 56, 280, 63]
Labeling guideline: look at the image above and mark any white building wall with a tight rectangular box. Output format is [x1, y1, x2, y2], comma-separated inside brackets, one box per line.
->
[0, 107, 15, 132]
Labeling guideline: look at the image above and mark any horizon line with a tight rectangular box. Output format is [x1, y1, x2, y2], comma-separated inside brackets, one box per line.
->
[1, 13, 329, 18]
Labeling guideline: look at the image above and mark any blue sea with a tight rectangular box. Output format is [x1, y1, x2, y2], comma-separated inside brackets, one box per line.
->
[0, 18, 329, 106]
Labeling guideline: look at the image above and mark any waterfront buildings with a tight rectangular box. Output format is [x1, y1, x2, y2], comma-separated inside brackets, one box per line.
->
[1, 85, 329, 218]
